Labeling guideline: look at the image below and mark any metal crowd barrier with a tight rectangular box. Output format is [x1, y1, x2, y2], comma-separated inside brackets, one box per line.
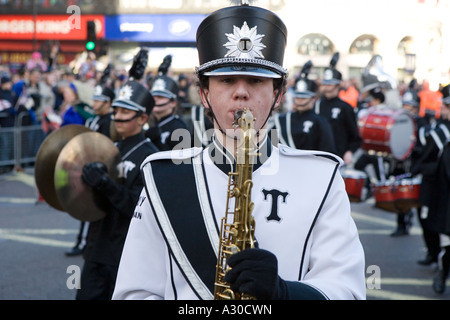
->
[0, 112, 46, 171]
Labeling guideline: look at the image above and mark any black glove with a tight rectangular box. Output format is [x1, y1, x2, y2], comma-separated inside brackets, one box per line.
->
[224, 248, 328, 300]
[81, 162, 110, 189]
[224, 248, 288, 300]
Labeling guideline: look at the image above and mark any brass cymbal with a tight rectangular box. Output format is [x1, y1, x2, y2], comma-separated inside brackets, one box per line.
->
[109, 120, 120, 142]
[34, 125, 92, 211]
[54, 131, 121, 222]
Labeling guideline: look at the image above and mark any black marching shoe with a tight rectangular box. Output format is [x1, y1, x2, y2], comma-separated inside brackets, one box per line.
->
[433, 269, 446, 294]
[390, 228, 409, 237]
[417, 254, 437, 266]
[65, 246, 84, 257]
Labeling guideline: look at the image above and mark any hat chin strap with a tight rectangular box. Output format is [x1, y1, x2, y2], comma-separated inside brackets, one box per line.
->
[113, 111, 143, 123]
[199, 81, 283, 140]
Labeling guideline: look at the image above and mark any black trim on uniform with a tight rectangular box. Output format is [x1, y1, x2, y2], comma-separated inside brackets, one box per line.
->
[148, 159, 217, 297]
[314, 153, 341, 163]
[201, 152, 221, 236]
[168, 247, 178, 300]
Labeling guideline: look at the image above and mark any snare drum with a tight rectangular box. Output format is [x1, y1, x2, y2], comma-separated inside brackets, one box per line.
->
[393, 178, 421, 213]
[372, 181, 398, 213]
[358, 109, 416, 161]
[341, 169, 367, 202]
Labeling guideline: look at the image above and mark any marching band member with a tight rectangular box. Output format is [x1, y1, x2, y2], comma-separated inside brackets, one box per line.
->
[354, 87, 391, 199]
[430, 138, 450, 294]
[113, 1, 365, 300]
[76, 49, 159, 300]
[412, 84, 450, 293]
[66, 69, 117, 258]
[273, 61, 336, 153]
[85, 64, 117, 140]
[397, 89, 440, 257]
[145, 56, 190, 151]
[146, 73, 190, 151]
[315, 53, 362, 165]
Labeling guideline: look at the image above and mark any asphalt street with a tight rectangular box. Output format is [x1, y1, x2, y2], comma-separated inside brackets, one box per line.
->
[0, 168, 449, 300]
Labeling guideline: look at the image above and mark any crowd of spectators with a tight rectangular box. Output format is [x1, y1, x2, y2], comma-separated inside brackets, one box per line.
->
[0, 49, 202, 172]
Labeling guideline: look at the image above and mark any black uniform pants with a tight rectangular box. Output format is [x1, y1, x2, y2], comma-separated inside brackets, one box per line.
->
[439, 246, 450, 279]
[76, 261, 118, 300]
[417, 207, 441, 260]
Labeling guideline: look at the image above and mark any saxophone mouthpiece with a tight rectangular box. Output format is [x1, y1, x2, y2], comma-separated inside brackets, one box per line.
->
[232, 110, 244, 128]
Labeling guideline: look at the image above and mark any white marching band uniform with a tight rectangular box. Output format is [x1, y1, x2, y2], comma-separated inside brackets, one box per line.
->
[112, 136, 366, 300]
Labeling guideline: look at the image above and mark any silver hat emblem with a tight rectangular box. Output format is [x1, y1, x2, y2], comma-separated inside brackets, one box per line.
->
[296, 80, 308, 92]
[324, 69, 333, 80]
[119, 85, 133, 101]
[224, 21, 266, 59]
[403, 92, 413, 101]
[152, 78, 167, 92]
[94, 85, 103, 96]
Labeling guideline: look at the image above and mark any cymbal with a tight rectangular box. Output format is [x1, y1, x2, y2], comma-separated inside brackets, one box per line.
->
[34, 125, 92, 211]
[109, 120, 120, 142]
[54, 131, 121, 222]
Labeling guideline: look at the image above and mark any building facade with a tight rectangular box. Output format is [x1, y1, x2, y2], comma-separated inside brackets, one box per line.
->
[0, 0, 448, 89]
[279, 0, 450, 90]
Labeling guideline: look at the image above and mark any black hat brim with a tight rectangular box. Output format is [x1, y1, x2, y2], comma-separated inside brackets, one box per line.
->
[93, 95, 111, 102]
[321, 79, 341, 85]
[294, 91, 316, 98]
[402, 100, 419, 107]
[111, 99, 146, 113]
[203, 66, 281, 79]
[150, 90, 177, 100]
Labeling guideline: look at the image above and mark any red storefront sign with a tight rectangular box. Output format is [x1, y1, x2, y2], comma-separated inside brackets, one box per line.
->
[0, 15, 104, 40]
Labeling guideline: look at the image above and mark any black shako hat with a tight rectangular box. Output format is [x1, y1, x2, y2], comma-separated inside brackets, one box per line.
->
[195, 2, 288, 79]
[294, 78, 318, 98]
[321, 68, 342, 85]
[112, 47, 155, 115]
[93, 84, 116, 102]
[402, 90, 420, 108]
[149, 75, 179, 100]
[112, 81, 155, 115]
[369, 87, 385, 103]
[321, 52, 342, 85]
[294, 60, 317, 98]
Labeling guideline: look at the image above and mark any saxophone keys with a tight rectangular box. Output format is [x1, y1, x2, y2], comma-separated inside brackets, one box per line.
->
[225, 226, 239, 237]
[230, 245, 239, 255]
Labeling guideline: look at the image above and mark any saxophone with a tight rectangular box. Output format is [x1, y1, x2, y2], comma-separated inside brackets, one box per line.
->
[214, 109, 259, 300]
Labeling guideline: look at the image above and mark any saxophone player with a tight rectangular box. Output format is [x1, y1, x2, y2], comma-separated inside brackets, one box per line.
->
[113, 1, 366, 300]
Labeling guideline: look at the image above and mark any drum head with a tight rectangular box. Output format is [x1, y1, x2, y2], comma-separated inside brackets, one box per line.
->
[389, 112, 416, 160]
[359, 109, 416, 160]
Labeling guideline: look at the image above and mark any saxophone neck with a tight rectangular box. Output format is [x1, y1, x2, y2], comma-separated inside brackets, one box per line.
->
[213, 109, 261, 162]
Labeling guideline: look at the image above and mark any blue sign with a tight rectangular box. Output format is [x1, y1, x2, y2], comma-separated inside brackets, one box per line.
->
[105, 14, 205, 42]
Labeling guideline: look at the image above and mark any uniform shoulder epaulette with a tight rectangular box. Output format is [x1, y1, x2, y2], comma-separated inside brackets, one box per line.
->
[141, 147, 203, 169]
[278, 144, 343, 165]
